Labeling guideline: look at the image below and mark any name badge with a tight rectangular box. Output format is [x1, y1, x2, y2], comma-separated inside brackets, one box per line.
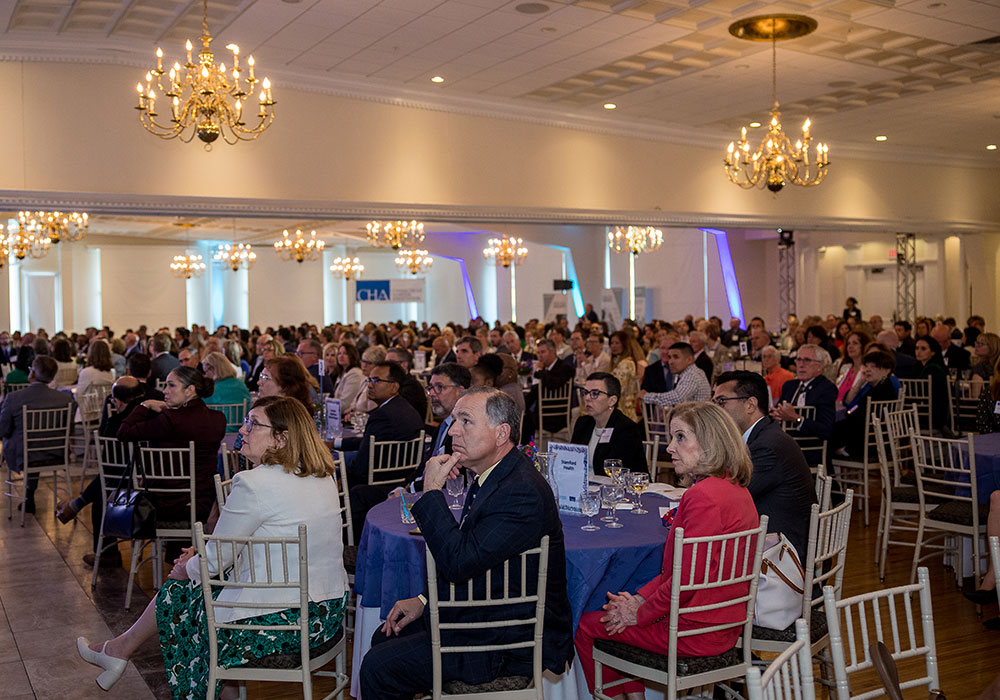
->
[597, 428, 614, 444]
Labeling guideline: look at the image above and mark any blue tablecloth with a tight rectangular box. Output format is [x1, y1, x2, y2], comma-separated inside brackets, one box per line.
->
[957, 432, 1000, 503]
[354, 489, 669, 632]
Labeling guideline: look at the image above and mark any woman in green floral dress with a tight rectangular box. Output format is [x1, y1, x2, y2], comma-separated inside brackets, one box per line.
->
[77, 395, 350, 699]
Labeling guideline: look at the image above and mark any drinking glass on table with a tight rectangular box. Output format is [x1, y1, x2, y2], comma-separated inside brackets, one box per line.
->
[600, 484, 624, 529]
[603, 458, 622, 480]
[445, 473, 465, 510]
[579, 489, 601, 531]
[630, 472, 650, 514]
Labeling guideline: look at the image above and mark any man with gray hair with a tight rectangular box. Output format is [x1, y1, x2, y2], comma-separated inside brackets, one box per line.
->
[688, 330, 713, 381]
[148, 332, 179, 382]
[360, 387, 573, 698]
[454, 336, 483, 368]
[770, 343, 836, 456]
[503, 330, 535, 364]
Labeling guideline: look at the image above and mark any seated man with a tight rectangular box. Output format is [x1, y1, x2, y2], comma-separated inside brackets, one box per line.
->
[571, 372, 647, 476]
[526, 338, 574, 436]
[713, 371, 816, 562]
[640, 335, 675, 393]
[359, 388, 573, 698]
[770, 344, 836, 463]
[642, 342, 712, 408]
[386, 347, 429, 419]
[334, 361, 425, 488]
[0, 356, 76, 514]
[761, 345, 794, 408]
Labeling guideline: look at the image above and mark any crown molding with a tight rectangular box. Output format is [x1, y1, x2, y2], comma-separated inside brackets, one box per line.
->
[2, 189, 996, 236]
[0, 46, 995, 169]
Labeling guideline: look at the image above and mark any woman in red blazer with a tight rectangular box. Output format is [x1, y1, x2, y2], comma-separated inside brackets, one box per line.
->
[575, 401, 759, 698]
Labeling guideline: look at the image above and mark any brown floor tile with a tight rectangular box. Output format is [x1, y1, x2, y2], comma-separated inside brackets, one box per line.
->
[14, 619, 114, 662]
[23, 655, 154, 700]
[0, 660, 33, 697]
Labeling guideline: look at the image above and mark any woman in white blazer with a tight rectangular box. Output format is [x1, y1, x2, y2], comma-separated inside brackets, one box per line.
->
[76, 395, 349, 698]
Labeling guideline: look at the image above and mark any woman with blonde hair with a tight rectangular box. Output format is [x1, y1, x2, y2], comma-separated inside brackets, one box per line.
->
[608, 330, 647, 421]
[574, 401, 758, 698]
[971, 332, 1000, 395]
[78, 338, 114, 396]
[202, 351, 252, 430]
[348, 345, 386, 418]
[77, 396, 349, 698]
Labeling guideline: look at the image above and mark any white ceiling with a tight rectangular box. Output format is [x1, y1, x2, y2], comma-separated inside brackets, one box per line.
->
[2, 0, 1000, 239]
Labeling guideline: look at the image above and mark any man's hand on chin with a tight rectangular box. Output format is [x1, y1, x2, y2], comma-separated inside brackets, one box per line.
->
[423, 453, 461, 492]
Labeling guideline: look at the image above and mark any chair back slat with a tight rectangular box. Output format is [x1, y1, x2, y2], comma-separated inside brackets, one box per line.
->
[884, 406, 919, 488]
[911, 434, 976, 507]
[21, 405, 73, 470]
[642, 437, 660, 482]
[899, 378, 932, 435]
[95, 434, 134, 498]
[335, 453, 354, 547]
[782, 405, 827, 465]
[214, 473, 234, 510]
[138, 442, 197, 534]
[815, 472, 833, 511]
[79, 385, 112, 425]
[746, 618, 816, 700]
[951, 379, 980, 435]
[210, 400, 248, 433]
[368, 432, 425, 487]
[643, 401, 668, 444]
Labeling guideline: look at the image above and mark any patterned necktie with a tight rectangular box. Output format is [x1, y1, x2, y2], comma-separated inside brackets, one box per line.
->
[460, 478, 481, 528]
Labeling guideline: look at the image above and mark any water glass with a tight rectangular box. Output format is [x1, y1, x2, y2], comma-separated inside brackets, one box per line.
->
[630, 472, 650, 514]
[600, 484, 624, 529]
[446, 473, 465, 510]
[579, 489, 601, 531]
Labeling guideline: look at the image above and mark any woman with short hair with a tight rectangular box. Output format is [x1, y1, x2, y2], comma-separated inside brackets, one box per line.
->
[571, 372, 647, 476]
[574, 401, 758, 698]
[258, 355, 318, 416]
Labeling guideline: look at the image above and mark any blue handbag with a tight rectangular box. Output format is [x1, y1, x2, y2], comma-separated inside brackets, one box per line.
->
[102, 450, 157, 540]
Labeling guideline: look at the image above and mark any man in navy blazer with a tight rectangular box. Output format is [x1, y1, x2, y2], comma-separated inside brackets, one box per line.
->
[360, 388, 573, 698]
[336, 360, 425, 488]
[770, 344, 837, 444]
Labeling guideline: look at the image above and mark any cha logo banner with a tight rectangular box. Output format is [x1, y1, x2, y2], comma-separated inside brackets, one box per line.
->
[355, 279, 424, 303]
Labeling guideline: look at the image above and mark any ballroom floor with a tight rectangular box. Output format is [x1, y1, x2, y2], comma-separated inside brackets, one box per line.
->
[2, 469, 999, 700]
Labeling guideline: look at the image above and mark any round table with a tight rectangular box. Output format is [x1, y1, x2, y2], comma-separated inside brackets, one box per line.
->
[351, 488, 674, 699]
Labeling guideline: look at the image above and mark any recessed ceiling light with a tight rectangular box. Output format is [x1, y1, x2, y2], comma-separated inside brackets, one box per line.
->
[431, 76, 444, 83]
[988, 144, 998, 151]
[515, 2, 549, 13]
[603, 103, 617, 110]
[875, 135, 888, 141]
[749, 121, 761, 128]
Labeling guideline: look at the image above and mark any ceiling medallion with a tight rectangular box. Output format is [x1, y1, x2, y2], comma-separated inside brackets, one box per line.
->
[395, 249, 433, 276]
[330, 256, 364, 280]
[366, 220, 424, 250]
[724, 15, 829, 193]
[274, 229, 325, 263]
[135, 0, 275, 150]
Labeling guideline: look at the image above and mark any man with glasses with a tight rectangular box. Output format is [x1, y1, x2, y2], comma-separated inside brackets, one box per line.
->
[296, 338, 334, 394]
[770, 344, 836, 455]
[713, 371, 815, 562]
[570, 372, 646, 476]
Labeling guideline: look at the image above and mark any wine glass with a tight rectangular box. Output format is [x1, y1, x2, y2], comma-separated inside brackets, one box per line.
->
[579, 490, 601, 531]
[630, 472, 650, 514]
[601, 484, 624, 529]
[446, 473, 465, 510]
[603, 458, 622, 480]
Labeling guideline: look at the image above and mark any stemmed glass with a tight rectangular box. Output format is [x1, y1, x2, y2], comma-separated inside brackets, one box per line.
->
[445, 473, 465, 510]
[630, 472, 650, 514]
[602, 460, 622, 521]
[614, 468, 631, 506]
[600, 484, 624, 529]
[579, 489, 601, 531]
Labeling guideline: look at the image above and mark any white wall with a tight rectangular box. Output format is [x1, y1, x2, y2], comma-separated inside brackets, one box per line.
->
[99, 243, 188, 331]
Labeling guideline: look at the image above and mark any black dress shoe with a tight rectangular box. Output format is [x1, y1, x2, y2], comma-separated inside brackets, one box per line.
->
[985, 617, 1000, 631]
[962, 587, 997, 605]
[17, 501, 35, 514]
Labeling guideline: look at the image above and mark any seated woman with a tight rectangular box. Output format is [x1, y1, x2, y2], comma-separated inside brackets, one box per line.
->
[831, 350, 898, 459]
[77, 396, 350, 697]
[571, 372, 647, 476]
[259, 355, 318, 415]
[51, 337, 80, 387]
[914, 336, 949, 433]
[971, 332, 1000, 396]
[116, 367, 227, 538]
[202, 351, 252, 432]
[78, 339, 114, 396]
[833, 331, 872, 410]
[331, 342, 365, 409]
[574, 401, 758, 698]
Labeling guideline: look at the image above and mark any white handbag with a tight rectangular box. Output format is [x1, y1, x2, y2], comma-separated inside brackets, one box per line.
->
[754, 533, 806, 630]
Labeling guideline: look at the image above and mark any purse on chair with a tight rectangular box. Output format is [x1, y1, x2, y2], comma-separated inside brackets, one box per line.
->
[103, 449, 157, 540]
[754, 532, 806, 630]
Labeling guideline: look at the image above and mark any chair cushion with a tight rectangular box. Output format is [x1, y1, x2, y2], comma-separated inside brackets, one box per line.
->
[240, 626, 344, 670]
[343, 545, 357, 575]
[593, 639, 741, 676]
[156, 520, 191, 531]
[752, 607, 828, 643]
[928, 501, 974, 526]
[891, 486, 919, 504]
[443, 676, 531, 693]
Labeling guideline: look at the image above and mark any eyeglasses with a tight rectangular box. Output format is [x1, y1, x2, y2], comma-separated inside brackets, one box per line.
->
[242, 416, 275, 432]
[296, 350, 317, 357]
[366, 376, 397, 386]
[259, 372, 273, 382]
[796, 357, 821, 364]
[428, 382, 459, 394]
[712, 395, 748, 406]
[581, 389, 613, 400]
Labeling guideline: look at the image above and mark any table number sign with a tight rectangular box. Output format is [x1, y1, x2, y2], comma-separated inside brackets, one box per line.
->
[324, 398, 342, 440]
[548, 442, 589, 514]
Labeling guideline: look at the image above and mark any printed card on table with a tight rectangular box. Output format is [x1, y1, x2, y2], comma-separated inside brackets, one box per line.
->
[548, 442, 590, 514]
[324, 398, 342, 440]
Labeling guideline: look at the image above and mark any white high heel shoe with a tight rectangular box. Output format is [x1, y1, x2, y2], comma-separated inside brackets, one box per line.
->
[77, 637, 128, 691]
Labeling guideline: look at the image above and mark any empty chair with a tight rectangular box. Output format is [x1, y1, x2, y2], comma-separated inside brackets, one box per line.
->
[536, 382, 572, 449]
[366, 432, 426, 488]
[209, 399, 249, 434]
[951, 379, 980, 435]
[746, 619, 816, 700]
[873, 413, 921, 581]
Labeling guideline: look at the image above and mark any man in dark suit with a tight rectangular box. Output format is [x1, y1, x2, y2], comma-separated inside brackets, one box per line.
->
[714, 371, 816, 562]
[296, 338, 335, 394]
[931, 323, 971, 373]
[386, 347, 429, 420]
[571, 372, 647, 476]
[148, 332, 179, 383]
[503, 330, 535, 365]
[894, 320, 917, 358]
[0, 356, 76, 513]
[360, 388, 573, 698]
[430, 336, 456, 367]
[526, 338, 574, 437]
[771, 344, 836, 440]
[335, 361, 425, 488]
[640, 336, 674, 395]
[876, 330, 919, 378]
[689, 330, 714, 382]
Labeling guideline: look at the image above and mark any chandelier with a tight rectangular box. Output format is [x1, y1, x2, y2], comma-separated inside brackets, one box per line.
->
[724, 15, 829, 193]
[5, 221, 51, 260]
[395, 249, 433, 276]
[608, 226, 663, 256]
[214, 243, 256, 271]
[330, 256, 364, 280]
[0, 232, 9, 268]
[170, 253, 206, 279]
[366, 220, 424, 250]
[135, 0, 275, 149]
[274, 229, 325, 263]
[483, 235, 528, 268]
[18, 210, 88, 244]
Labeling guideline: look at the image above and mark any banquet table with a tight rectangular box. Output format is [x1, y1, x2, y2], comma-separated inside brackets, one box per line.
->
[956, 431, 1000, 502]
[350, 487, 674, 699]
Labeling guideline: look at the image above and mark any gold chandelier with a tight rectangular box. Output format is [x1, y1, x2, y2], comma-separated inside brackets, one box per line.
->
[330, 256, 364, 280]
[135, 0, 275, 149]
[18, 210, 88, 244]
[274, 229, 325, 263]
[608, 226, 663, 256]
[483, 235, 528, 268]
[5, 221, 51, 260]
[170, 253, 206, 279]
[366, 220, 424, 250]
[214, 243, 256, 271]
[395, 249, 433, 276]
[724, 16, 829, 193]
[0, 233, 9, 268]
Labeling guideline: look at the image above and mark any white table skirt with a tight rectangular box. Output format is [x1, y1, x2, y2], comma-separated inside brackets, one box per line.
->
[352, 605, 664, 700]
